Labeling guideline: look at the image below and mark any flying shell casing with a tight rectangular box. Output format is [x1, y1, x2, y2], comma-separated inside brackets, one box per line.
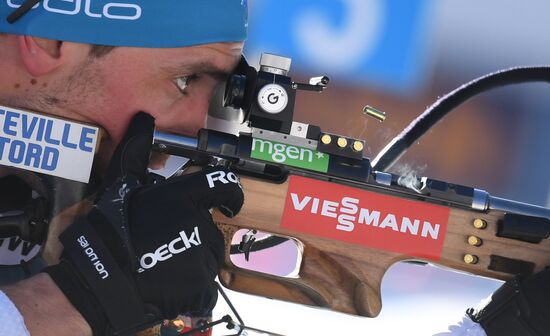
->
[363, 105, 386, 122]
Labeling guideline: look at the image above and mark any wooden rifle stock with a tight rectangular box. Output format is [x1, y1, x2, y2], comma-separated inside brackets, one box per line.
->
[213, 174, 550, 318]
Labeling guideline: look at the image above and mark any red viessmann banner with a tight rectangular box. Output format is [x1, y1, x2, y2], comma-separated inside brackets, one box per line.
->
[281, 175, 451, 260]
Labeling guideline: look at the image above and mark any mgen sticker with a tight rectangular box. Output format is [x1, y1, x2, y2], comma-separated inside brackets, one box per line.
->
[0, 106, 99, 183]
[251, 138, 329, 173]
[281, 175, 451, 260]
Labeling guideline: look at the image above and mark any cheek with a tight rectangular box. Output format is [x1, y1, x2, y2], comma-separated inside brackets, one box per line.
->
[152, 78, 220, 136]
[96, 70, 172, 141]
[153, 96, 210, 136]
[98, 85, 150, 141]
[93, 61, 217, 139]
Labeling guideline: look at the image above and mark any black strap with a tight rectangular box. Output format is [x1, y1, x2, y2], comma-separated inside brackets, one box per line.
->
[59, 218, 152, 334]
[0, 175, 49, 243]
[6, 0, 41, 23]
[45, 262, 110, 335]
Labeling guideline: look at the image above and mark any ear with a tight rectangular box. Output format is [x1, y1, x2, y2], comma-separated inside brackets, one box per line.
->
[18, 35, 64, 77]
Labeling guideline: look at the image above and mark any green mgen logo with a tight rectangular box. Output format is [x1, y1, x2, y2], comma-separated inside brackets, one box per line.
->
[251, 138, 329, 173]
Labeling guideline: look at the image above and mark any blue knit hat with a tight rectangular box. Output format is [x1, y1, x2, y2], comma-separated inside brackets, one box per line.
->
[0, 0, 247, 47]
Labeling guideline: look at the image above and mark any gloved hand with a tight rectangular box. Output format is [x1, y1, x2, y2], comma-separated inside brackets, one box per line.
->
[466, 269, 550, 336]
[44, 112, 244, 336]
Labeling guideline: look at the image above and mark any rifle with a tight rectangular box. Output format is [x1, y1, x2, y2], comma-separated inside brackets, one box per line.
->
[153, 55, 550, 320]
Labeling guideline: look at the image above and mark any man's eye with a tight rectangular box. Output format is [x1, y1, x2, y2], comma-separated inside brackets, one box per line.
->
[174, 75, 199, 94]
[174, 76, 189, 93]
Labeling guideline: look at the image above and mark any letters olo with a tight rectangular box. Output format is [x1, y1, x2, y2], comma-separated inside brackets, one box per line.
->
[7, 0, 142, 20]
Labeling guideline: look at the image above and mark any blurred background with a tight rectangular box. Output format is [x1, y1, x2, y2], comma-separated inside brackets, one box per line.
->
[211, 1, 550, 334]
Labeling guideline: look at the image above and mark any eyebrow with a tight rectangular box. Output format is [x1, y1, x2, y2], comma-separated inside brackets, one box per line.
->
[162, 61, 233, 81]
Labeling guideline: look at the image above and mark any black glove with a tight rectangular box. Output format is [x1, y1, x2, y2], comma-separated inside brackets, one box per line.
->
[44, 112, 244, 335]
[468, 268, 550, 336]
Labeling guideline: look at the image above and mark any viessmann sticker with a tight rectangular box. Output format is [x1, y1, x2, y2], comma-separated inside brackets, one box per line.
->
[281, 175, 451, 260]
[0, 106, 99, 183]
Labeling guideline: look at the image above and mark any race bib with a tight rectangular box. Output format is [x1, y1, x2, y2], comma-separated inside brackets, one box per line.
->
[0, 105, 99, 183]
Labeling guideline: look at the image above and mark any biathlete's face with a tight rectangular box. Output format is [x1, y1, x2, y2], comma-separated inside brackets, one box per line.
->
[85, 42, 244, 143]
